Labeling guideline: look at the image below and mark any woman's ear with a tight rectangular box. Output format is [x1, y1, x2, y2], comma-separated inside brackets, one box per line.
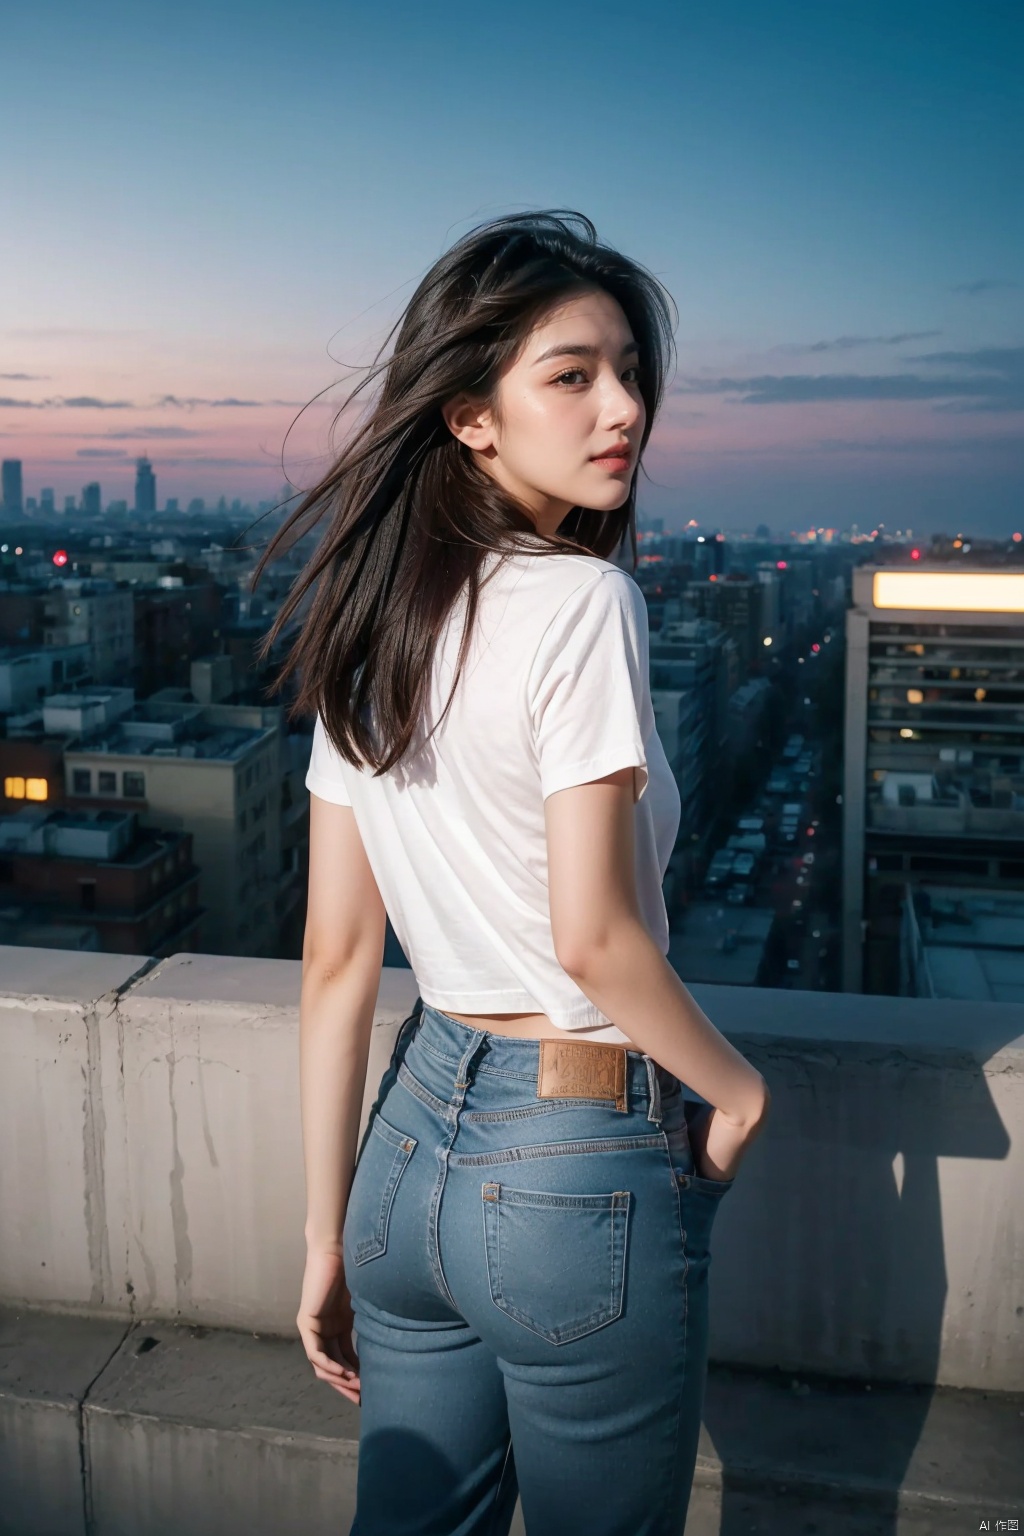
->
[441, 392, 496, 452]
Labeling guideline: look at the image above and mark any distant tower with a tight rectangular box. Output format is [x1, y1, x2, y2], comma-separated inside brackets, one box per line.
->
[81, 482, 102, 516]
[1, 460, 24, 517]
[135, 456, 156, 514]
[40, 487, 55, 516]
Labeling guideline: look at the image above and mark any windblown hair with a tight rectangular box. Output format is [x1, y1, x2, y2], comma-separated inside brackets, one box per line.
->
[253, 209, 676, 776]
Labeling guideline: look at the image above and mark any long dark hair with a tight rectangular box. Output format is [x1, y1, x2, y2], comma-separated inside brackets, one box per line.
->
[253, 209, 676, 777]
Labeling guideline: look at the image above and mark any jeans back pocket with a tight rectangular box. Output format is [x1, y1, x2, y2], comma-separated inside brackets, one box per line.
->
[347, 1115, 417, 1265]
[481, 1182, 631, 1345]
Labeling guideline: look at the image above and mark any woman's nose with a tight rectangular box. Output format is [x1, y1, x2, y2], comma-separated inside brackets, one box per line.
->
[604, 379, 644, 430]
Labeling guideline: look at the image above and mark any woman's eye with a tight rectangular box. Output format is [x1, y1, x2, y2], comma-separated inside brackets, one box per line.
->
[554, 368, 588, 386]
[623, 365, 642, 383]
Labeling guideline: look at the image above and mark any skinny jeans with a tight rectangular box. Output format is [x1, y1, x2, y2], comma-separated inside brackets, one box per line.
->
[343, 1000, 734, 1536]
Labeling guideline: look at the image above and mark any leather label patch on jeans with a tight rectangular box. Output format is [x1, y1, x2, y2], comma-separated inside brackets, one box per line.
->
[536, 1039, 628, 1112]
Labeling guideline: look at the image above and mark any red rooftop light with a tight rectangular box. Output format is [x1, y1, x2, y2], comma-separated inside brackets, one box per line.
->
[911, 548, 921, 560]
[776, 560, 787, 569]
[52, 550, 68, 567]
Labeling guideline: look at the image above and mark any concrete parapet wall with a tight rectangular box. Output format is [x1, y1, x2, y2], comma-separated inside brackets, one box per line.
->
[1, 946, 1022, 1389]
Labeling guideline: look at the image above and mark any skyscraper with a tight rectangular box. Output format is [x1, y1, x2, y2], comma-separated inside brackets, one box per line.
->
[81, 483, 102, 516]
[841, 566, 1024, 994]
[2, 460, 24, 517]
[135, 456, 156, 515]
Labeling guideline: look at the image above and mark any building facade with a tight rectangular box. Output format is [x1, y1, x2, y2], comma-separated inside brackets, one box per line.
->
[842, 566, 1024, 993]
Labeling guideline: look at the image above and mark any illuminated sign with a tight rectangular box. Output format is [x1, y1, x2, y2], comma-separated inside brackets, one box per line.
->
[872, 572, 1024, 614]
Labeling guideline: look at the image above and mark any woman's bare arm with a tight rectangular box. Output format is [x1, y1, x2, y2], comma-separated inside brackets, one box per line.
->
[300, 794, 388, 1251]
[545, 767, 771, 1170]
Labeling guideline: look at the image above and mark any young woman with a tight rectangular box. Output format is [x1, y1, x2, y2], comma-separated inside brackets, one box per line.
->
[256, 210, 770, 1535]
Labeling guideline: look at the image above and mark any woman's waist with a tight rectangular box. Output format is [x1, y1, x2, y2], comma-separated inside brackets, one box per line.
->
[432, 1006, 642, 1053]
[397, 1002, 680, 1121]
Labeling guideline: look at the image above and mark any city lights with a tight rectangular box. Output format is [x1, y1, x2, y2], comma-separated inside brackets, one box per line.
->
[873, 571, 1024, 613]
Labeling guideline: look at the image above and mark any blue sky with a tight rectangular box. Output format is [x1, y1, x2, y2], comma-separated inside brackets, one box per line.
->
[2, 0, 1021, 533]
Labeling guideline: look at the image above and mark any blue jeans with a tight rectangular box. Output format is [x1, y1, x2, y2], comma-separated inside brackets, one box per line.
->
[343, 1000, 734, 1536]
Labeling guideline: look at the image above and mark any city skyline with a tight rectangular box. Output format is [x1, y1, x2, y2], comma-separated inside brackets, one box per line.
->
[2, 0, 1022, 533]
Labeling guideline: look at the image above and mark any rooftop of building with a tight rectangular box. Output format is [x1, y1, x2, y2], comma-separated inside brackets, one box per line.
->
[667, 902, 775, 986]
[909, 884, 1024, 1005]
[0, 806, 191, 866]
[67, 720, 269, 762]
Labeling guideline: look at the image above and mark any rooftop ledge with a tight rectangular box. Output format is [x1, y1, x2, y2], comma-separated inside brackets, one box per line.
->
[1, 944, 1022, 1394]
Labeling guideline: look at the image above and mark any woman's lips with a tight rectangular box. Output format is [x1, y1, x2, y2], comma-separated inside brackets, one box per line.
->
[591, 453, 632, 472]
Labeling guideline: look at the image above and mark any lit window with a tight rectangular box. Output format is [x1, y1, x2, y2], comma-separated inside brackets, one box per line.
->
[25, 778, 48, 801]
[873, 571, 1024, 614]
[4, 776, 25, 799]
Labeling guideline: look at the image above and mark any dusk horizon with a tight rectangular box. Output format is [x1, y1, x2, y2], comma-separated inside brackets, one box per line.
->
[3, 0, 1021, 536]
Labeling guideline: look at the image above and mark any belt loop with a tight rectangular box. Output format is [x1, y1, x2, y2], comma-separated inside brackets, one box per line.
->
[643, 1055, 662, 1124]
[450, 1028, 488, 1112]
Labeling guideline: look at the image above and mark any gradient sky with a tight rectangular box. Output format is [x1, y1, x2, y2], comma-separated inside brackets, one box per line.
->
[2, 0, 1022, 534]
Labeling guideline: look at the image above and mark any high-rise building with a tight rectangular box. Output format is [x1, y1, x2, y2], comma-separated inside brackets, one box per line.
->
[40, 488, 55, 516]
[1, 460, 23, 517]
[842, 566, 1024, 994]
[135, 456, 156, 514]
[684, 576, 763, 676]
[63, 495, 76, 514]
[81, 483, 102, 516]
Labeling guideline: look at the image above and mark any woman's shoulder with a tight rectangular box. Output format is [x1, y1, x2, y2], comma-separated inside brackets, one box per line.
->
[506, 547, 640, 601]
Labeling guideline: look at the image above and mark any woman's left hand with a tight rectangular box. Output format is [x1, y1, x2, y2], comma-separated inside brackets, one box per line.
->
[297, 1245, 361, 1405]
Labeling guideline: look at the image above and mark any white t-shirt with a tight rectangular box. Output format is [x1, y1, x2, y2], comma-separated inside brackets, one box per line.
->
[304, 543, 681, 1040]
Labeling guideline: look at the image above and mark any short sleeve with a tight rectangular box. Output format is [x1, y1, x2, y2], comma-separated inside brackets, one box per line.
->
[304, 713, 353, 806]
[527, 569, 653, 804]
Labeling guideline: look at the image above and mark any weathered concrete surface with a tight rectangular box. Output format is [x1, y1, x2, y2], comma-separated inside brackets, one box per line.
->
[2, 948, 1023, 1389]
[113, 953, 415, 1332]
[0, 946, 153, 1313]
[0, 1304, 130, 1536]
[3, 1309, 1022, 1536]
[688, 983, 1024, 1391]
[85, 1316, 362, 1536]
